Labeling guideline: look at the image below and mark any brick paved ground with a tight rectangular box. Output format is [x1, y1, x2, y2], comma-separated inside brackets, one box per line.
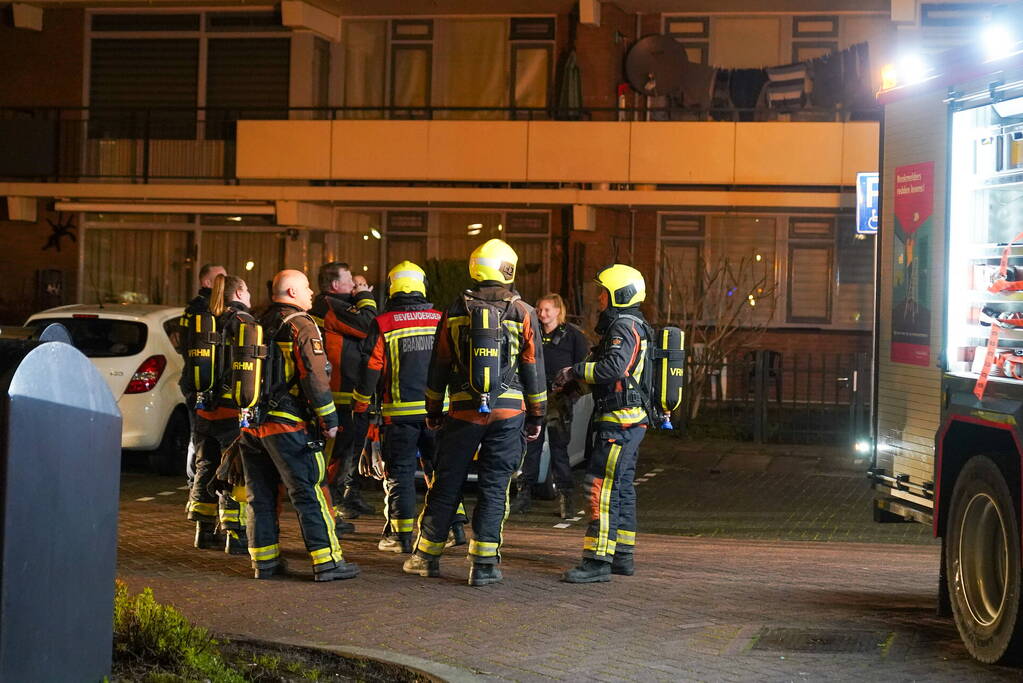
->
[117, 436, 1022, 681]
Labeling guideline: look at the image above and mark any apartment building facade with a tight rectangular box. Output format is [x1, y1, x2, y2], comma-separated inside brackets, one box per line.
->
[0, 0, 983, 354]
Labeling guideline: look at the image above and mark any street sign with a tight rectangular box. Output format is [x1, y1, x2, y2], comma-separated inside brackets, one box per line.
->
[856, 172, 879, 235]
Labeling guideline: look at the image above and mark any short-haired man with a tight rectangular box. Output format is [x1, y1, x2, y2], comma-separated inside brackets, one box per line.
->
[236, 269, 357, 582]
[309, 262, 378, 522]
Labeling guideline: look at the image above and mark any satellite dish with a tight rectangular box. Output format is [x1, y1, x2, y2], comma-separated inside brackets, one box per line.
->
[625, 34, 688, 96]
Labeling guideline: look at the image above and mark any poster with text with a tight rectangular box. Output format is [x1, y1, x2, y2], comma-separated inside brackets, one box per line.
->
[891, 161, 934, 366]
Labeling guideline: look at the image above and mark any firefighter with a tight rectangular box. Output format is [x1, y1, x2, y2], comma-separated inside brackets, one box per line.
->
[558, 265, 649, 583]
[511, 293, 589, 518]
[402, 239, 546, 586]
[353, 261, 468, 554]
[309, 262, 378, 524]
[186, 273, 254, 553]
[180, 263, 226, 484]
[237, 269, 358, 582]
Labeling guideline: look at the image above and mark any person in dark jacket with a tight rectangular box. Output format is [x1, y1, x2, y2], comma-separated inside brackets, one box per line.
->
[353, 261, 467, 554]
[556, 265, 650, 583]
[309, 262, 378, 524]
[402, 239, 546, 586]
[511, 293, 589, 518]
[237, 270, 358, 582]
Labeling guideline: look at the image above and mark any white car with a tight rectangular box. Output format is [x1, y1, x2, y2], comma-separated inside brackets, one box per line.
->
[26, 304, 189, 475]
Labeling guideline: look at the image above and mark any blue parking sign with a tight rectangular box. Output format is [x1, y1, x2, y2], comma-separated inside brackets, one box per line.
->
[856, 172, 879, 235]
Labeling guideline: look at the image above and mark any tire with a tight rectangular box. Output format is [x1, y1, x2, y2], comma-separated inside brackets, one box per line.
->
[945, 455, 1023, 664]
[148, 408, 190, 477]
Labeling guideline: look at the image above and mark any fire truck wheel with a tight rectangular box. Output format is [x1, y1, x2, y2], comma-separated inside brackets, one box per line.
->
[945, 454, 1022, 664]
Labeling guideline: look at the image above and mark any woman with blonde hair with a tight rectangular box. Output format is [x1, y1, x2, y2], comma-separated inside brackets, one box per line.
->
[511, 292, 589, 518]
[187, 273, 255, 554]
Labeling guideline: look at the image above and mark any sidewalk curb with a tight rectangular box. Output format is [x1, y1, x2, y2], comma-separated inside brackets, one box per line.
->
[220, 633, 487, 682]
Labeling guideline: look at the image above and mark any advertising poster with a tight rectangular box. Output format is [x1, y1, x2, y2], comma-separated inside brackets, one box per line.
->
[891, 161, 934, 366]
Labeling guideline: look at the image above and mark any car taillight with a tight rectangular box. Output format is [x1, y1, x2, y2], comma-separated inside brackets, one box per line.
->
[125, 355, 166, 394]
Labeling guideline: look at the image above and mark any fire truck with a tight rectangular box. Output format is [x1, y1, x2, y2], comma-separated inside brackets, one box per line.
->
[870, 19, 1023, 663]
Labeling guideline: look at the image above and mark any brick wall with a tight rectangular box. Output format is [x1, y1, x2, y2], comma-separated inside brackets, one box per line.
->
[0, 200, 79, 325]
[0, 8, 84, 107]
[575, 3, 636, 120]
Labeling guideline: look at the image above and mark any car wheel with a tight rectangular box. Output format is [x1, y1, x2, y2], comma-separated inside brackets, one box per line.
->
[148, 408, 190, 476]
[945, 455, 1023, 664]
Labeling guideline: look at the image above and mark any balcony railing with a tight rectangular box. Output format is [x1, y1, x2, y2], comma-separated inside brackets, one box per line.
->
[0, 106, 881, 184]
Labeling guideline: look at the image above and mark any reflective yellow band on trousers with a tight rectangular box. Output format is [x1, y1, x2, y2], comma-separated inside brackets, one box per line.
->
[617, 529, 636, 545]
[188, 502, 217, 517]
[469, 539, 499, 557]
[597, 443, 622, 555]
[584, 536, 617, 554]
[416, 536, 446, 556]
[389, 518, 414, 533]
[249, 544, 280, 561]
[310, 546, 339, 565]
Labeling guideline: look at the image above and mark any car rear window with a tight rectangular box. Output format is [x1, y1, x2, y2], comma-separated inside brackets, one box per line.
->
[28, 317, 148, 358]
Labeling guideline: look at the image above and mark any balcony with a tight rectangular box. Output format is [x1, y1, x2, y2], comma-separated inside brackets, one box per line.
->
[0, 107, 879, 188]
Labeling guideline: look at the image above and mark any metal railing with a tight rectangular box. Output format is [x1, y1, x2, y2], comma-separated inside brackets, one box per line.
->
[0, 105, 881, 184]
[678, 350, 870, 446]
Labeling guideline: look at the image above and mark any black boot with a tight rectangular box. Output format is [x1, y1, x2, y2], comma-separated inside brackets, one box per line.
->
[314, 560, 360, 582]
[403, 554, 440, 577]
[510, 485, 532, 514]
[224, 529, 248, 555]
[562, 558, 612, 583]
[611, 553, 635, 576]
[445, 522, 467, 548]
[468, 562, 503, 586]
[378, 532, 413, 554]
[558, 491, 575, 519]
[334, 515, 356, 535]
[343, 486, 375, 516]
[254, 557, 289, 580]
[193, 521, 221, 550]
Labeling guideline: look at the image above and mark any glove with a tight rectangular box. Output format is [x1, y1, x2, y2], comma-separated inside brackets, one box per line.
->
[324, 426, 338, 440]
[552, 366, 576, 393]
[425, 414, 444, 431]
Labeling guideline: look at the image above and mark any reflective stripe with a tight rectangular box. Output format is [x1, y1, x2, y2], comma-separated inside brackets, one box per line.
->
[332, 391, 353, 405]
[450, 388, 523, 402]
[267, 410, 303, 422]
[468, 539, 499, 557]
[314, 401, 336, 417]
[352, 390, 373, 404]
[617, 529, 636, 546]
[597, 443, 622, 556]
[356, 298, 376, 309]
[424, 387, 444, 401]
[249, 544, 280, 561]
[416, 536, 446, 556]
[390, 269, 425, 282]
[527, 391, 547, 403]
[382, 401, 428, 417]
[313, 449, 344, 563]
[584, 362, 596, 383]
[188, 502, 217, 517]
[310, 547, 336, 565]
[597, 407, 647, 425]
[220, 509, 240, 523]
[583, 535, 617, 554]
[390, 518, 414, 533]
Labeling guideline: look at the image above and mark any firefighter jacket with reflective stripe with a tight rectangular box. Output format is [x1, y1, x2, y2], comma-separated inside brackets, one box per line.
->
[353, 294, 441, 423]
[196, 301, 256, 420]
[309, 291, 377, 405]
[425, 283, 547, 425]
[259, 302, 338, 432]
[178, 287, 212, 396]
[572, 307, 649, 427]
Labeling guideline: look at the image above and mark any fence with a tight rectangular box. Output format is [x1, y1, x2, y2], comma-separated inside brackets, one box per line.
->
[678, 349, 870, 446]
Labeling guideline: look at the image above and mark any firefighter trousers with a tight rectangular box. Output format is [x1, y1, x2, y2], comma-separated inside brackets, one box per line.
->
[187, 414, 243, 527]
[582, 424, 645, 562]
[326, 405, 367, 502]
[239, 422, 343, 570]
[415, 414, 525, 565]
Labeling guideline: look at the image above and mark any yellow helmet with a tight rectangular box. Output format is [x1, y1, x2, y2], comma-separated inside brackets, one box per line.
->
[469, 239, 517, 284]
[387, 260, 427, 296]
[595, 264, 646, 308]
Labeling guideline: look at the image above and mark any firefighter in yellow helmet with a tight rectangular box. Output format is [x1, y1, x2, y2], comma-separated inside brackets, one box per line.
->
[403, 239, 547, 586]
[353, 261, 467, 554]
[556, 264, 649, 583]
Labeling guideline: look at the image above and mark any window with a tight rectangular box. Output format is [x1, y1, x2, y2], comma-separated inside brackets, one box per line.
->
[665, 16, 709, 64]
[332, 211, 385, 287]
[83, 227, 192, 304]
[791, 15, 837, 62]
[27, 318, 148, 358]
[786, 216, 834, 324]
